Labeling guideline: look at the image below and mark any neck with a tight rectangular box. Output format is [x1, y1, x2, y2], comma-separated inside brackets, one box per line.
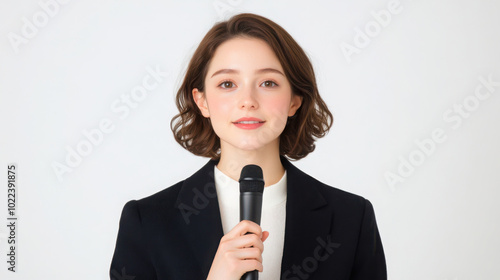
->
[217, 141, 285, 187]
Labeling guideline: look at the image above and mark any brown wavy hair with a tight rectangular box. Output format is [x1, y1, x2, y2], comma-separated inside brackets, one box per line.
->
[170, 13, 333, 160]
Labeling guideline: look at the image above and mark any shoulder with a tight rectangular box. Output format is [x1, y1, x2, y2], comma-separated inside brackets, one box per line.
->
[118, 180, 184, 225]
[283, 156, 372, 216]
[313, 176, 375, 219]
[307, 171, 370, 211]
[135, 180, 184, 209]
[120, 159, 217, 219]
[312, 172, 367, 203]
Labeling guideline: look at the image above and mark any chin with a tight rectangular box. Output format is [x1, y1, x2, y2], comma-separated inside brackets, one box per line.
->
[234, 143, 264, 151]
[231, 138, 278, 152]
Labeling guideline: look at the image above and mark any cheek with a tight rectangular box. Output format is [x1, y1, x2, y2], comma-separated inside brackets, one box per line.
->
[206, 95, 229, 116]
[262, 96, 293, 135]
[265, 96, 293, 118]
[205, 94, 236, 132]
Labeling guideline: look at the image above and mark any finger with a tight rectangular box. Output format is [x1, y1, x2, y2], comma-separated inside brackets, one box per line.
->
[238, 220, 263, 236]
[233, 247, 263, 263]
[241, 259, 264, 273]
[225, 220, 263, 240]
[261, 231, 269, 242]
[228, 233, 264, 252]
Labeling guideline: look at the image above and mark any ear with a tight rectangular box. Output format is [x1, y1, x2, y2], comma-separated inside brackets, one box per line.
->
[192, 88, 210, 118]
[288, 94, 303, 117]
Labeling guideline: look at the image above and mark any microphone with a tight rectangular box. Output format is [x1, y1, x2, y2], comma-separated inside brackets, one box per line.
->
[239, 165, 265, 280]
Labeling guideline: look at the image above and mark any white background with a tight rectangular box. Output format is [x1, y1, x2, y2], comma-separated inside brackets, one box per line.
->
[1, 0, 499, 279]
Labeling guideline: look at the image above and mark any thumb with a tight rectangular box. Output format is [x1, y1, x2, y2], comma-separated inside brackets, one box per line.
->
[261, 231, 270, 242]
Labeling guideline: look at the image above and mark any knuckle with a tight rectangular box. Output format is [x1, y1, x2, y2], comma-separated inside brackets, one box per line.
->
[251, 247, 261, 255]
[252, 260, 262, 269]
[243, 220, 253, 227]
[251, 234, 260, 242]
[219, 240, 228, 249]
[222, 250, 233, 259]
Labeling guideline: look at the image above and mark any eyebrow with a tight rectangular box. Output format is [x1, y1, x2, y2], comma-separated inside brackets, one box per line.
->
[210, 68, 285, 78]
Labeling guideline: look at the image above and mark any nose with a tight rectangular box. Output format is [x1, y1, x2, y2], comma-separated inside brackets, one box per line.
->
[238, 86, 259, 110]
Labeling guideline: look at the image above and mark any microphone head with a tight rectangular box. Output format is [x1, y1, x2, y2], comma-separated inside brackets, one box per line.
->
[239, 164, 264, 193]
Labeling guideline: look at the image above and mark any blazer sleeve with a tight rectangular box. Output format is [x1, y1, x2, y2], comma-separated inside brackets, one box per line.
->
[110, 200, 157, 280]
[350, 199, 387, 280]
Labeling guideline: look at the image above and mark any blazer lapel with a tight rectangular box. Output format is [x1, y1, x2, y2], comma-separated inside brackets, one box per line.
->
[174, 159, 224, 278]
[280, 157, 333, 278]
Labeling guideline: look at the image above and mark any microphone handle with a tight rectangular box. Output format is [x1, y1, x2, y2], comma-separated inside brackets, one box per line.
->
[242, 270, 258, 280]
[240, 192, 263, 280]
[240, 192, 263, 223]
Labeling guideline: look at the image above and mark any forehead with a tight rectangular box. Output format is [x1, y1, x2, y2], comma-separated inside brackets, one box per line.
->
[207, 37, 283, 73]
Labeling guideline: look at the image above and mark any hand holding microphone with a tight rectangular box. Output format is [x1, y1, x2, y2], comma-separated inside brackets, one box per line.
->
[207, 165, 267, 280]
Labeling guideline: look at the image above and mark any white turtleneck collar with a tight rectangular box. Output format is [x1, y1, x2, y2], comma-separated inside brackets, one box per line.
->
[214, 165, 287, 210]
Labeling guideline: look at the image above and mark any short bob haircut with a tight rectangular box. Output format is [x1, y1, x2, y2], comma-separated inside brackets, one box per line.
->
[171, 13, 333, 160]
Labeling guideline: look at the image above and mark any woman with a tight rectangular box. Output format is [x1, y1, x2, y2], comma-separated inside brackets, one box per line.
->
[110, 13, 386, 280]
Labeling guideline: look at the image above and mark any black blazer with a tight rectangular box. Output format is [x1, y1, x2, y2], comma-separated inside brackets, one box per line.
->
[110, 157, 386, 279]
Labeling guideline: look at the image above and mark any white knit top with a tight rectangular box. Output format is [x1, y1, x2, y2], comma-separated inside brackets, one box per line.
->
[214, 165, 287, 280]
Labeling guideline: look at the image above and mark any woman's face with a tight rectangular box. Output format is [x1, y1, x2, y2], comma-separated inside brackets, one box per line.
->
[193, 37, 302, 153]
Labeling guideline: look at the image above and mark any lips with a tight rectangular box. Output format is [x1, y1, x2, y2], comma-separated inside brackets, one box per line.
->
[232, 117, 265, 129]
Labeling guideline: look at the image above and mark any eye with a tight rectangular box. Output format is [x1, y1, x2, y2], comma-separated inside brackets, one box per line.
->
[218, 81, 235, 89]
[261, 80, 278, 87]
